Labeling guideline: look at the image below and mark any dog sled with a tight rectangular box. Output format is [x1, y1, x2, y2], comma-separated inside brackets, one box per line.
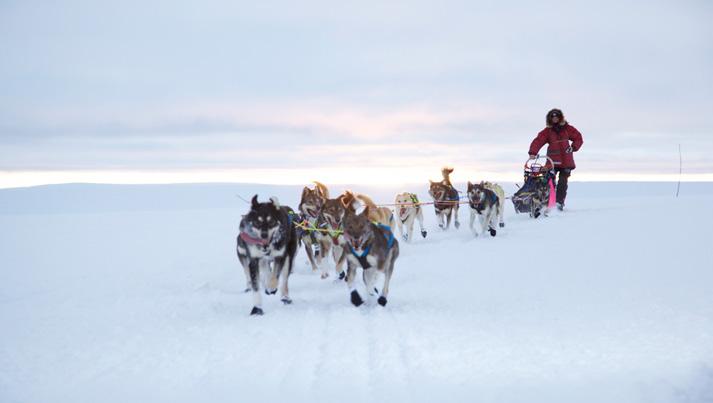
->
[511, 155, 556, 218]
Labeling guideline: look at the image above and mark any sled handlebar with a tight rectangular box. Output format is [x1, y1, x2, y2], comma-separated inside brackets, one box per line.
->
[525, 155, 555, 172]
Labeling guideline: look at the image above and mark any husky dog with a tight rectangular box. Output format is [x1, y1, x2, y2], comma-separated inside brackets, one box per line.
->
[429, 167, 460, 230]
[342, 207, 399, 307]
[314, 192, 356, 280]
[298, 181, 330, 272]
[394, 192, 427, 242]
[481, 181, 506, 228]
[467, 182, 501, 238]
[236, 196, 298, 315]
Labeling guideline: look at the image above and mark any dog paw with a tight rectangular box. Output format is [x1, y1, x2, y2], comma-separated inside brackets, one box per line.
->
[454, 222, 460, 229]
[264, 288, 277, 295]
[250, 306, 264, 316]
[338, 271, 346, 280]
[499, 223, 505, 228]
[320, 272, 329, 280]
[402, 234, 408, 241]
[421, 230, 427, 238]
[438, 223, 444, 229]
[281, 297, 292, 305]
[377, 296, 387, 306]
[350, 290, 364, 307]
[489, 228, 497, 237]
[243, 287, 251, 293]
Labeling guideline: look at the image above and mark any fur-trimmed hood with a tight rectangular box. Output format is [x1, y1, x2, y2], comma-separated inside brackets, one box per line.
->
[546, 108, 568, 128]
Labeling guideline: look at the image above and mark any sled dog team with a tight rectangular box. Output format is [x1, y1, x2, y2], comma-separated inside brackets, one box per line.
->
[236, 167, 505, 315]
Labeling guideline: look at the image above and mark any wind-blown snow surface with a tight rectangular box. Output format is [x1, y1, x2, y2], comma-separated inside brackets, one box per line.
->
[1, 182, 712, 403]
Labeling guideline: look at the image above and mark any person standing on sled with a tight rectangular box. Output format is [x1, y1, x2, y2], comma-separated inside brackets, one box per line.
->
[528, 108, 584, 211]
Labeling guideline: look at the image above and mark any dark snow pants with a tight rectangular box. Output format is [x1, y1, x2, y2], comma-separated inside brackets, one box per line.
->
[554, 168, 571, 205]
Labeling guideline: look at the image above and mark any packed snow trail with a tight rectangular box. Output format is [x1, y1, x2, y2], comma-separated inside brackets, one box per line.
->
[1, 182, 712, 403]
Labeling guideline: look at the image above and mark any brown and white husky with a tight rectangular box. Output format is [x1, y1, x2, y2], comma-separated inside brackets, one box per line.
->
[429, 167, 460, 230]
[315, 192, 357, 280]
[298, 181, 329, 272]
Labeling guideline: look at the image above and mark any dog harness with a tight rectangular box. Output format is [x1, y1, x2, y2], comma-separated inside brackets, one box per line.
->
[239, 231, 269, 246]
[399, 194, 420, 224]
[349, 223, 395, 269]
[242, 208, 296, 247]
[470, 189, 498, 214]
[434, 187, 460, 212]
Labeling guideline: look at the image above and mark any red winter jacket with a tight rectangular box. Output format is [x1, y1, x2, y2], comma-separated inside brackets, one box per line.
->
[528, 122, 584, 169]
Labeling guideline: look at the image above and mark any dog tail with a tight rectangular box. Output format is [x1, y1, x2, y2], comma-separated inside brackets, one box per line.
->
[441, 167, 454, 187]
[313, 181, 329, 199]
[355, 193, 378, 211]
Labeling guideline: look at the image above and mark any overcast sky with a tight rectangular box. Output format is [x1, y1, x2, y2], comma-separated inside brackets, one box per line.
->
[1, 0, 712, 186]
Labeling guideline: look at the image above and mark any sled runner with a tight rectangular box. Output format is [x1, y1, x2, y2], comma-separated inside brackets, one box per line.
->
[511, 155, 556, 218]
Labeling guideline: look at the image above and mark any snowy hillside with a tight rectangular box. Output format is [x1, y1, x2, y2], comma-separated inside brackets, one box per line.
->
[1, 182, 712, 403]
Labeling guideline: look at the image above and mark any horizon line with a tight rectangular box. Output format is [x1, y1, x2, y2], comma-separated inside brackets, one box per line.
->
[1, 168, 712, 190]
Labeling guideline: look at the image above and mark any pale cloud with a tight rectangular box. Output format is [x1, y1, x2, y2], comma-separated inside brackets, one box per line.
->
[0, 0, 711, 186]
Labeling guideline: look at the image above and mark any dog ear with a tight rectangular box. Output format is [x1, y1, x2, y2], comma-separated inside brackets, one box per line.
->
[301, 186, 309, 198]
[467, 181, 472, 190]
[269, 196, 280, 208]
[337, 194, 350, 209]
[251, 195, 259, 208]
[429, 180, 435, 185]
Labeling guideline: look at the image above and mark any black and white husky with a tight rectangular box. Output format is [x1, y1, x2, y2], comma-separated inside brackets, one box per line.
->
[236, 195, 298, 315]
[394, 192, 427, 242]
[342, 207, 399, 307]
[467, 181, 501, 238]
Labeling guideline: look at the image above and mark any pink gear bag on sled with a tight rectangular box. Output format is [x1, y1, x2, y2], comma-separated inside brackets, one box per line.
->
[548, 177, 556, 209]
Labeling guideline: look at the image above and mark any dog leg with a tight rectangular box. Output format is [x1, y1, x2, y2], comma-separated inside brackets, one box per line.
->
[417, 208, 427, 238]
[488, 211, 497, 237]
[346, 260, 363, 307]
[498, 199, 505, 228]
[276, 258, 292, 304]
[445, 209, 452, 230]
[454, 204, 460, 229]
[469, 208, 477, 237]
[364, 269, 379, 296]
[304, 241, 319, 272]
[242, 263, 251, 293]
[249, 260, 263, 315]
[262, 260, 278, 295]
[334, 246, 347, 281]
[378, 252, 397, 307]
[396, 213, 406, 241]
[479, 211, 488, 237]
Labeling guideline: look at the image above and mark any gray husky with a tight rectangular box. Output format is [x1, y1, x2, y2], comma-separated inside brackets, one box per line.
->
[467, 182, 501, 238]
[342, 207, 399, 307]
[236, 195, 298, 315]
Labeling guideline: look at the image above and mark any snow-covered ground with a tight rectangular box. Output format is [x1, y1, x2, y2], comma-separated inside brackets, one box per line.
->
[1, 182, 712, 403]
